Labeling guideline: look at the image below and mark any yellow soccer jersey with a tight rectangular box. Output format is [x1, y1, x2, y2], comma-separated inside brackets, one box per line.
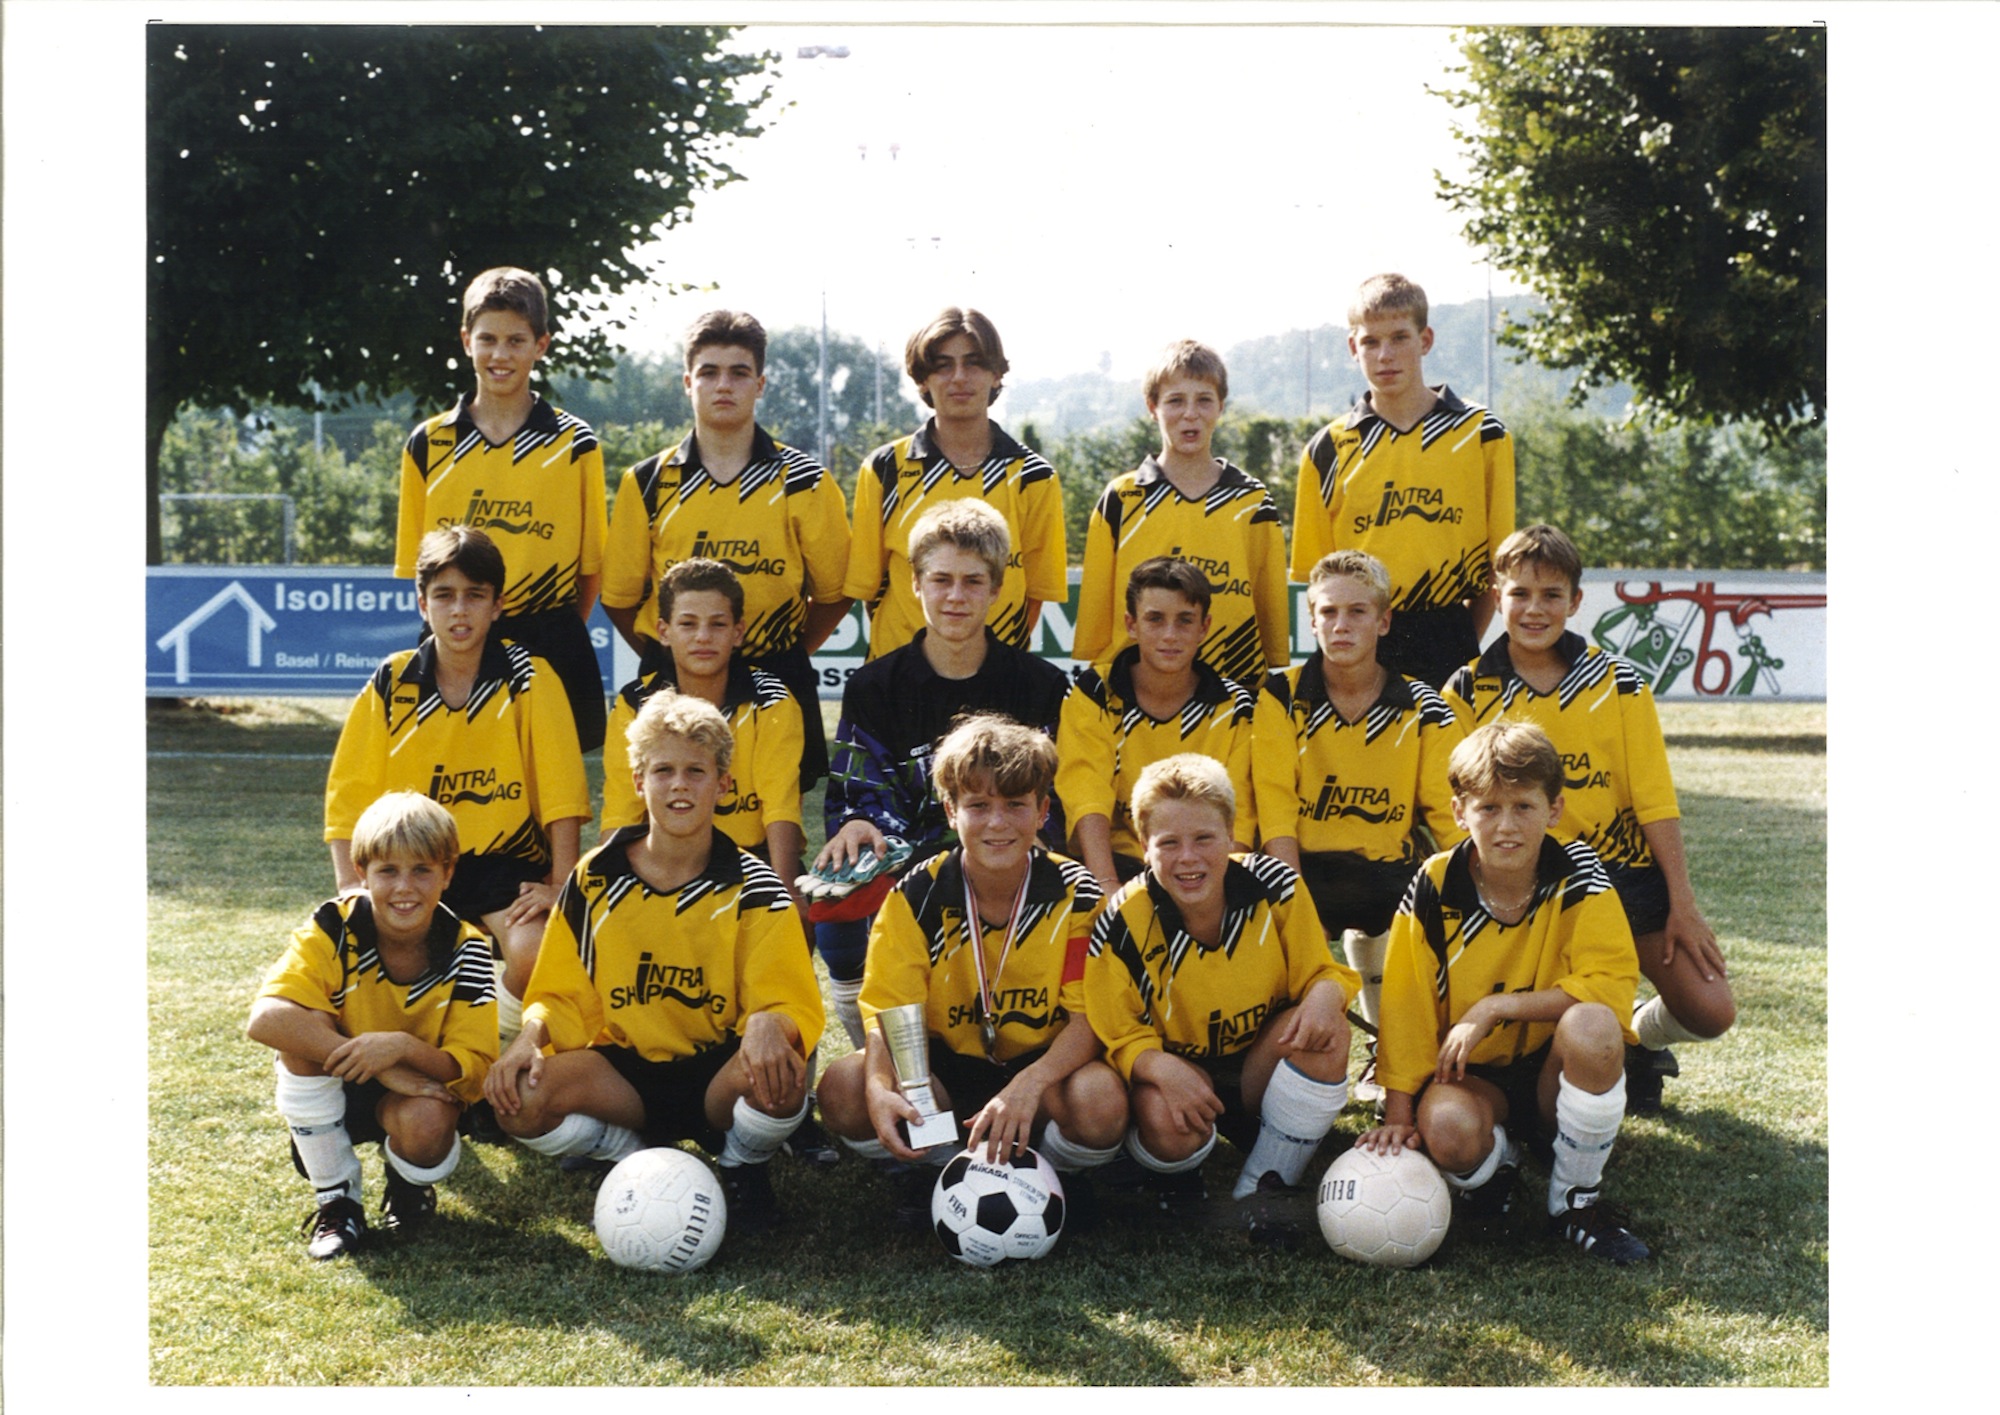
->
[324, 637, 591, 873]
[1085, 854, 1358, 1081]
[858, 848, 1104, 1064]
[1375, 837, 1639, 1098]
[523, 827, 823, 1063]
[395, 394, 608, 618]
[1442, 632, 1678, 870]
[1252, 653, 1464, 863]
[259, 895, 499, 1105]
[1055, 648, 1258, 859]
[600, 659, 804, 846]
[844, 420, 1068, 659]
[599, 426, 851, 660]
[1291, 387, 1515, 614]
[1072, 458, 1291, 684]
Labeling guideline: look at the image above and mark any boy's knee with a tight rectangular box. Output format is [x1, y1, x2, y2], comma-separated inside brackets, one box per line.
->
[1059, 1065, 1130, 1146]
[816, 1054, 870, 1137]
[1419, 1095, 1494, 1172]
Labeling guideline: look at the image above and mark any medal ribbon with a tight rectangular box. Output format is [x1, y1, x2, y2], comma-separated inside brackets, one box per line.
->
[962, 857, 1033, 1061]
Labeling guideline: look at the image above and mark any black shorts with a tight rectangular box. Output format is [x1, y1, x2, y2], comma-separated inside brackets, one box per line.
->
[499, 607, 609, 753]
[1603, 859, 1671, 937]
[595, 1038, 742, 1154]
[929, 1041, 1049, 1119]
[1460, 1041, 1554, 1144]
[744, 639, 830, 792]
[1378, 603, 1480, 690]
[443, 852, 547, 923]
[1298, 852, 1419, 938]
[1183, 1048, 1260, 1152]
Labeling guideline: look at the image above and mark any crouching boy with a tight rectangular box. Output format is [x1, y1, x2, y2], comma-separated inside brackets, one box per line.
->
[818, 715, 1128, 1209]
[1085, 755, 1360, 1228]
[1357, 721, 1651, 1265]
[483, 691, 824, 1234]
[248, 792, 499, 1259]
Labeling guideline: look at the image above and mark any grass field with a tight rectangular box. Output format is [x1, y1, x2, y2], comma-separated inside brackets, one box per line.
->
[146, 697, 1826, 1386]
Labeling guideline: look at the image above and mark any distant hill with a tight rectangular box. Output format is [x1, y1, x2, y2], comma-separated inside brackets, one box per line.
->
[1005, 297, 1634, 436]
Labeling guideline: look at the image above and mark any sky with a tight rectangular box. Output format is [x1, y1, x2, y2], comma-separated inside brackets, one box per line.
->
[4, 0, 1997, 1405]
[598, 20, 1520, 384]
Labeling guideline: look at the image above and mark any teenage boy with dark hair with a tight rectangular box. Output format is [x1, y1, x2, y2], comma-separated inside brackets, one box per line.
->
[395, 266, 610, 749]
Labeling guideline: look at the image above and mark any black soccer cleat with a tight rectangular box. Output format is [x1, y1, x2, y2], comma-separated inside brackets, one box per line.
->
[1241, 1171, 1311, 1250]
[1454, 1159, 1519, 1228]
[1624, 1044, 1680, 1115]
[784, 1112, 842, 1168]
[379, 1157, 437, 1235]
[1151, 1165, 1209, 1214]
[1549, 1187, 1652, 1266]
[303, 1195, 368, 1260]
[720, 1161, 784, 1236]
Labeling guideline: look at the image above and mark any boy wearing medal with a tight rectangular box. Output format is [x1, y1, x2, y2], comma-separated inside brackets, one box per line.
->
[818, 716, 1128, 1196]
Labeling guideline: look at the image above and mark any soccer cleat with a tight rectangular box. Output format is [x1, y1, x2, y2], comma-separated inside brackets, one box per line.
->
[1454, 1159, 1518, 1228]
[1624, 1044, 1680, 1115]
[302, 1195, 367, 1260]
[560, 1153, 617, 1181]
[1352, 1045, 1385, 1106]
[720, 1162, 783, 1235]
[1151, 1166, 1209, 1214]
[784, 1112, 842, 1168]
[457, 1099, 509, 1145]
[1241, 1171, 1311, 1249]
[1060, 1171, 1102, 1233]
[379, 1161, 437, 1234]
[890, 1164, 937, 1232]
[1549, 1188, 1652, 1266]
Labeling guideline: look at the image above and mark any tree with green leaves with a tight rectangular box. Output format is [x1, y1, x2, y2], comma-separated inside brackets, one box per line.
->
[1437, 27, 1825, 431]
[147, 24, 775, 562]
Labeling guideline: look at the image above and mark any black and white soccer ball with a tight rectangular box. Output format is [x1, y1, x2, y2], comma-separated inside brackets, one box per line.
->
[1316, 1145, 1451, 1268]
[931, 1147, 1066, 1267]
[593, 1147, 728, 1273]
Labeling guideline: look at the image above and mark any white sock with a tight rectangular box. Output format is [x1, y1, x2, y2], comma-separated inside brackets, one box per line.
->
[1036, 1119, 1122, 1173]
[516, 1111, 644, 1163]
[840, 1134, 892, 1163]
[274, 1067, 363, 1204]
[1548, 1073, 1626, 1214]
[1127, 1128, 1215, 1175]
[1634, 995, 1705, 1049]
[1441, 1125, 1518, 1192]
[720, 1095, 806, 1168]
[1233, 1062, 1347, 1197]
[1342, 929, 1389, 1030]
[383, 1135, 461, 1186]
[495, 983, 525, 1047]
[830, 980, 865, 1050]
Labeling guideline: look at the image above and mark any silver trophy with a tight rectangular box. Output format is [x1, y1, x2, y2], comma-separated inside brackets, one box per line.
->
[879, 1003, 960, 1149]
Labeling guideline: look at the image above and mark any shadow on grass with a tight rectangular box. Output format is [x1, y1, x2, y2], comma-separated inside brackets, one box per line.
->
[1664, 732, 1825, 756]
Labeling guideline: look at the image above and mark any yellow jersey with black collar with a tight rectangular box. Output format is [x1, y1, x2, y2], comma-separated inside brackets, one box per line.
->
[1085, 854, 1358, 1081]
[1252, 652, 1464, 862]
[1056, 647, 1259, 858]
[1375, 837, 1638, 1098]
[1291, 386, 1514, 614]
[258, 895, 498, 1105]
[395, 393, 607, 618]
[858, 848, 1104, 1063]
[844, 419, 1068, 658]
[523, 827, 823, 1062]
[600, 658, 804, 844]
[1442, 631, 1678, 870]
[600, 425, 851, 659]
[324, 636, 590, 872]
[1073, 457, 1291, 683]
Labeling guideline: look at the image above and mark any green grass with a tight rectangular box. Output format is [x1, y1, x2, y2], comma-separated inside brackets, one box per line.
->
[148, 697, 1827, 1385]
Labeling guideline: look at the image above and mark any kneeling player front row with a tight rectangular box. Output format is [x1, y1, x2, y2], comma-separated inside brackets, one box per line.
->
[252, 695, 1656, 1268]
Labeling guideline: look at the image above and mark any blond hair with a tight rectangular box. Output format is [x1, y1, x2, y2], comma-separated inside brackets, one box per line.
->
[1307, 550, 1392, 612]
[908, 498, 1010, 585]
[626, 689, 734, 774]
[1347, 272, 1428, 331]
[1131, 753, 1237, 840]
[932, 714, 1057, 805]
[1143, 339, 1229, 406]
[351, 792, 460, 870]
[1449, 721, 1563, 803]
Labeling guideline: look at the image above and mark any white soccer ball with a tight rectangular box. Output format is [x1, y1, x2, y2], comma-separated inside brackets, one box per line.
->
[931, 1147, 1066, 1267]
[593, 1147, 728, 1273]
[1316, 1145, 1452, 1268]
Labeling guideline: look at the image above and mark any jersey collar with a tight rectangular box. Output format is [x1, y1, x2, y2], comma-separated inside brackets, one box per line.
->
[446, 390, 560, 437]
[1478, 629, 1588, 682]
[1131, 455, 1251, 492]
[401, 629, 513, 689]
[909, 418, 1027, 467]
[635, 655, 758, 713]
[1439, 836, 1575, 916]
[667, 424, 782, 473]
[344, 895, 464, 975]
[1107, 644, 1231, 711]
[934, 845, 1069, 910]
[1142, 856, 1266, 951]
[590, 824, 745, 888]
[1343, 383, 1471, 432]
[1294, 650, 1418, 712]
